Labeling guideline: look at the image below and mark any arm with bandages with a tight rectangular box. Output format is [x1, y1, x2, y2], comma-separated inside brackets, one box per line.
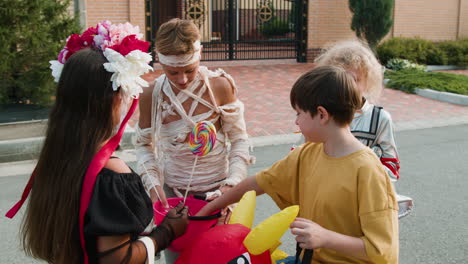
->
[208, 71, 254, 191]
[135, 126, 164, 191]
[220, 100, 254, 187]
[134, 79, 168, 205]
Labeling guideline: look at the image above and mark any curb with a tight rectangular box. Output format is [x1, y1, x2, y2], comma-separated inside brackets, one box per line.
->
[415, 88, 468, 106]
[2, 121, 468, 175]
[0, 127, 302, 164]
[426, 65, 468, 71]
[383, 76, 468, 106]
[0, 126, 135, 163]
[0, 137, 44, 163]
[0, 133, 302, 177]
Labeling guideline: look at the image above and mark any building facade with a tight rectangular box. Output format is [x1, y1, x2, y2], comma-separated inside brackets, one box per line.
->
[72, 0, 468, 62]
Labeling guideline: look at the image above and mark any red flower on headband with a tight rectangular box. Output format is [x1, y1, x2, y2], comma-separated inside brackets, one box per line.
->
[60, 27, 98, 62]
[81, 26, 98, 46]
[62, 34, 84, 61]
[108, 35, 149, 56]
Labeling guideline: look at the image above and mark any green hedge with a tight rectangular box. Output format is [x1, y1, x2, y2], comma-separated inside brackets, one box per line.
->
[385, 70, 468, 95]
[377, 38, 468, 66]
[260, 18, 290, 38]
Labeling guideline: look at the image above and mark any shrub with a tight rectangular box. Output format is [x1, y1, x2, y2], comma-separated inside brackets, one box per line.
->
[260, 18, 290, 38]
[426, 47, 449, 65]
[349, 0, 394, 50]
[376, 38, 436, 65]
[386, 58, 425, 71]
[377, 37, 468, 66]
[385, 69, 468, 95]
[0, 0, 80, 105]
[438, 40, 468, 66]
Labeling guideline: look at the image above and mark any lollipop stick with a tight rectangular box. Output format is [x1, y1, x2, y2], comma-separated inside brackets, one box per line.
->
[183, 156, 198, 204]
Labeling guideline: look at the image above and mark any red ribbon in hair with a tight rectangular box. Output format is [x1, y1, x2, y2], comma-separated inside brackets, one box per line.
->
[5, 98, 139, 264]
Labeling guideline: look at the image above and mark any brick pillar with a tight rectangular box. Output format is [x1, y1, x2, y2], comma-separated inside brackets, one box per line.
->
[129, 0, 146, 31]
[306, 0, 356, 62]
[306, 48, 323, 62]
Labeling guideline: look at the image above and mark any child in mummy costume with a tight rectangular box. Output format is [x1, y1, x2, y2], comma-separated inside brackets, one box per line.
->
[134, 18, 253, 262]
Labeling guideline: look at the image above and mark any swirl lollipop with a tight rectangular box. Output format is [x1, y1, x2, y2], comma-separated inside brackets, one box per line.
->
[189, 121, 217, 156]
[183, 121, 217, 203]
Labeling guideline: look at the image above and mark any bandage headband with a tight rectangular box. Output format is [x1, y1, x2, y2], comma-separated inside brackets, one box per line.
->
[157, 40, 202, 67]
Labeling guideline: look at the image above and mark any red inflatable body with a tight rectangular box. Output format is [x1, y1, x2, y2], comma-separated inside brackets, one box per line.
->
[175, 224, 271, 264]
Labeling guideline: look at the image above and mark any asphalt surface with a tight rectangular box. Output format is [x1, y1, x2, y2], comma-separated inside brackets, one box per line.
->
[1, 124, 468, 263]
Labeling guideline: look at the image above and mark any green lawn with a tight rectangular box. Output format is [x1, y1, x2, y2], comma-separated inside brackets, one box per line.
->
[384, 70, 468, 95]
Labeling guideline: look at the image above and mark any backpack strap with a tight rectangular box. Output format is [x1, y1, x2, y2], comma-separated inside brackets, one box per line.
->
[351, 106, 382, 147]
[370, 106, 382, 135]
[295, 242, 313, 264]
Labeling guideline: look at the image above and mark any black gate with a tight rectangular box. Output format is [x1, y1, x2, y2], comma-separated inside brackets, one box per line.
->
[146, 0, 307, 62]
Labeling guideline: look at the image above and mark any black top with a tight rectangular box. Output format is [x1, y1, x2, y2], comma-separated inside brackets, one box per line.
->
[84, 167, 153, 263]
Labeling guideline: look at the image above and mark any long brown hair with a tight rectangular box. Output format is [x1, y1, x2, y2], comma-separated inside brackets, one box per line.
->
[20, 48, 119, 263]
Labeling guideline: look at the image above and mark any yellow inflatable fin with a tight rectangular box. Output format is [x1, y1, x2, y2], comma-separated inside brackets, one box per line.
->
[243, 205, 299, 255]
[269, 240, 282, 253]
[228, 190, 256, 228]
[271, 248, 289, 263]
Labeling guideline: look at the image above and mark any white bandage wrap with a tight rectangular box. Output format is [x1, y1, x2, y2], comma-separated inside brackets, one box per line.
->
[137, 236, 155, 264]
[135, 125, 163, 191]
[135, 66, 254, 197]
[157, 40, 201, 67]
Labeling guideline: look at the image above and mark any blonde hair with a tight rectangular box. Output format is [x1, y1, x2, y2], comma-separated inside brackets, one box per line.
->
[155, 18, 200, 56]
[314, 40, 383, 102]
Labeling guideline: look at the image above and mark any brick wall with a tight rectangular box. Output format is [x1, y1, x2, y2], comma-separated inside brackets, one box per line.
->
[306, 0, 358, 61]
[460, 0, 468, 38]
[85, 0, 145, 35]
[77, 0, 466, 62]
[129, 0, 146, 33]
[305, 0, 468, 61]
[392, 0, 462, 41]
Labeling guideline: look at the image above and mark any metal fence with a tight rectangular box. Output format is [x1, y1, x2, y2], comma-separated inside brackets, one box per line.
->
[146, 0, 307, 62]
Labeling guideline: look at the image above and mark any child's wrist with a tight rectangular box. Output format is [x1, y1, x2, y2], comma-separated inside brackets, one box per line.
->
[321, 228, 335, 249]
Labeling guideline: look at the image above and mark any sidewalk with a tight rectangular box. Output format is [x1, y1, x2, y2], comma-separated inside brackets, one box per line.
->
[1, 60, 468, 163]
[141, 61, 468, 136]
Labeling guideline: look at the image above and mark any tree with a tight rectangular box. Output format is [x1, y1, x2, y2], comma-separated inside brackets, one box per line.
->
[0, 0, 80, 105]
[349, 0, 394, 50]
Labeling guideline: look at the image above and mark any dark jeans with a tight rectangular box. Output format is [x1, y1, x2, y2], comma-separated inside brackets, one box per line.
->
[277, 256, 300, 264]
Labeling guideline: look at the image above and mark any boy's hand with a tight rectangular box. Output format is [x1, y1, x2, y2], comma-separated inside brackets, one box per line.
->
[290, 217, 330, 249]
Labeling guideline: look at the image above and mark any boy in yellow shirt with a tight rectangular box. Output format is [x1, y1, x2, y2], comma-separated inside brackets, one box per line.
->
[197, 66, 399, 263]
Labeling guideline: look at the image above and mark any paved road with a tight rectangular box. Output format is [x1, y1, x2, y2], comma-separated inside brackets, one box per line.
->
[1, 124, 468, 263]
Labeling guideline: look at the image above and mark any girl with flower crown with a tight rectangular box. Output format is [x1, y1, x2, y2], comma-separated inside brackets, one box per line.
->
[7, 21, 189, 264]
[135, 18, 254, 262]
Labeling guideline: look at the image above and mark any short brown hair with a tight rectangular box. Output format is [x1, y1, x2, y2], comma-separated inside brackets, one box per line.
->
[290, 66, 361, 126]
[155, 18, 200, 55]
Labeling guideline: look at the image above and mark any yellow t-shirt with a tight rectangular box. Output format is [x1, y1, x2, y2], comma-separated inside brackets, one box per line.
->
[256, 142, 399, 263]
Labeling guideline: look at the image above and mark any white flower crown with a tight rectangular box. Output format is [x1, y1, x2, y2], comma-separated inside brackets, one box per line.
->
[49, 20, 153, 98]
